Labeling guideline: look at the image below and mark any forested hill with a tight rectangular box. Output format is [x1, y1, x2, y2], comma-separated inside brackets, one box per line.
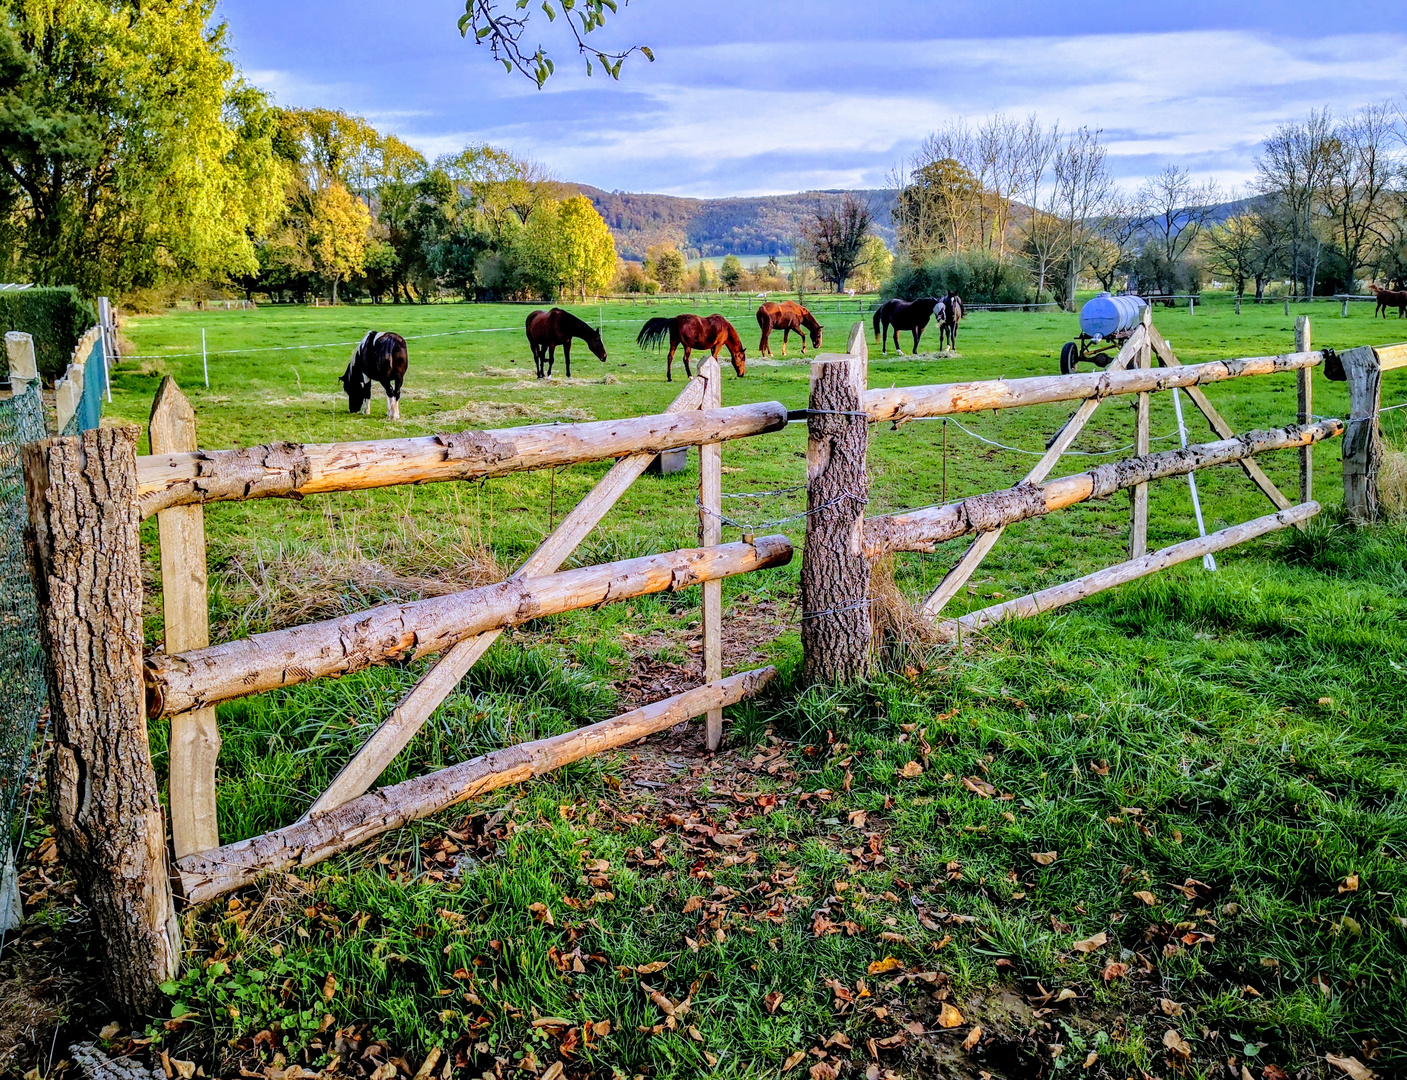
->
[568, 184, 898, 260]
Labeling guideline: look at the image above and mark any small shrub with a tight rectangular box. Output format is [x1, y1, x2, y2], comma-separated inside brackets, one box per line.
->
[882, 250, 1032, 305]
[0, 286, 96, 382]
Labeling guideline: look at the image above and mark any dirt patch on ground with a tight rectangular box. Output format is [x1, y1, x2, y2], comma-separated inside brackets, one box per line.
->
[427, 400, 594, 427]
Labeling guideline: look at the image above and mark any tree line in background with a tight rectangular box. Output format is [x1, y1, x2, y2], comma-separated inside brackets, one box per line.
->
[885, 103, 1407, 307]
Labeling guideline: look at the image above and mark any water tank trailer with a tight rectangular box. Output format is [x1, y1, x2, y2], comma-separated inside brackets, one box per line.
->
[1060, 292, 1148, 374]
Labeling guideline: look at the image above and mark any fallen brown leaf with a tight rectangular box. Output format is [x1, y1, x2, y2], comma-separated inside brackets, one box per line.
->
[321, 972, 336, 1002]
[867, 956, 904, 975]
[783, 1050, 807, 1071]
[528, 901, 555, 927]
[937, 1003, 964, 1028]
[764, 991, 784, 1014]
[1339, 873, 1360, 893]
[1101, 961, 1130, 981]
[809, 1064, 838, 1080]
[541, 1064, 564, 1080]
[1083, 1051, 1098, 1068]
[1162, 1029, 1191, 1059]
[682, 895, 704, 914]
[1132, 890, 1158, 906]
[636, 960, 670, 974]
[962, 1026, 982, 1051]
[900, 761, 924, 779]
[1325, 1053, 1375, 1079]
[1031, 850, 1058, 866]
[962, 776, 995, 798]
[1158, 998, 1184, 1017]
[1071, 932, 1108, 953]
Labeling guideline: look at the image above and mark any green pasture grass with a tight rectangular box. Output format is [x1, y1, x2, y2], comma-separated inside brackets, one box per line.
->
[91, 294, 1407, 1078]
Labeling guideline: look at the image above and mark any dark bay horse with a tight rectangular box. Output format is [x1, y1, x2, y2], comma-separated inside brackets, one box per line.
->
[873, 296, 941, 355]
[525, 308, 608, 378]
[636, 314, 747, 381]
[340, 331, 408, 418]
[937, 292, 964, 351]
[1370, 285, 1407, 318]
[756, 300, 823, 358]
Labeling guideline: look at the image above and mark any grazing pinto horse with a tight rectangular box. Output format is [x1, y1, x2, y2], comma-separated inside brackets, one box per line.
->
[637, 314, 747, 382]
[937, 292, 964, 352]
[525, 308, 608, 378]
[1369, 284, 1407, 318]
[756, 300, 823, 358]
[872, 296, 941, 355]
[340, 331, 408, 418]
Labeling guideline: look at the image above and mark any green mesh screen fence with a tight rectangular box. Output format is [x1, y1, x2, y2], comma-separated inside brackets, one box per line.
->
[0, 382, 47, 923]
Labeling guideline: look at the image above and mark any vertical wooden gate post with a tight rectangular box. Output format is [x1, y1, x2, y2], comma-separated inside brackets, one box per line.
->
[1295, 316, 1313, 503]
[22, 424, 180, 1017]
[1129, 306, 1152, 558]
[698, 356, 724, 750]
[1340, 345, 1381, 523]
[801, 323, 871, 685]
[150, 378, 221, 856]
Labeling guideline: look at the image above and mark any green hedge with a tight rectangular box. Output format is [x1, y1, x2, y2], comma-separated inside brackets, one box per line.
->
[882, 251, 1033, 306]
[0, 287, 97, 383]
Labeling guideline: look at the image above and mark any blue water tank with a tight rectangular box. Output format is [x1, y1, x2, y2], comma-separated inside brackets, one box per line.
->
[1079, 292, 1146, 340]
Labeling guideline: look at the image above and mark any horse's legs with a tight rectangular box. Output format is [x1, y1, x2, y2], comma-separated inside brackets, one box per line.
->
[563, 340, 572, 378]
[683, 347, 693, 379]
[666, 342, 676, 382]
[781, 328, 790, 357]
[882, 322, 890, 355]
[912, 328, 922, 353]
[758, 325, 770, 358]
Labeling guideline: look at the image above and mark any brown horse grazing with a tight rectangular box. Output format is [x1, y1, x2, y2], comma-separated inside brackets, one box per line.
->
[525, 308, 607, 378]
[937, 292, 964, 352]
[637, 314, 747, 381]
[1369, 284, 1407, 318]
[872, 296, 941, 355]
[756, 300, 823, 358]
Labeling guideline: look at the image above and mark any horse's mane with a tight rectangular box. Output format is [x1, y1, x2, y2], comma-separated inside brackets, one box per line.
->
[555, 307, 601, 339]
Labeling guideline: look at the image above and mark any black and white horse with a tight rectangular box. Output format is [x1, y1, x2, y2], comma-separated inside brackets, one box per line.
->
[340, 331, 408, 418]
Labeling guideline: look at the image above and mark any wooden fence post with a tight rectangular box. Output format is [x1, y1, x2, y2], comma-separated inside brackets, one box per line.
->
[801, 323, 871, 685]
[1129, 307, 1152, 558]
[22, 424, 180, 1017]
[150, 378, 220, 857]
[1295, 316, 1312, 503]
[5, 332, 37, 394]
[698, 357, 724, 750]
[1340, 345, 1381, 523]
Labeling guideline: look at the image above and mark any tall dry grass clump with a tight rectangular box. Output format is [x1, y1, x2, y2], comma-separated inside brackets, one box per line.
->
[1380, 447, 1407, 519]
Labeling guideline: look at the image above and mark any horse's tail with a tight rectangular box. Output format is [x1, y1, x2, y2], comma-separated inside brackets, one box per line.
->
[637, 317, 674, 351]
[872, 306, 882, 341]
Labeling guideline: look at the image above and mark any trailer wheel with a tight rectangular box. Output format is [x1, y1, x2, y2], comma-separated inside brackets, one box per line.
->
[1060, 341, 1079, 375]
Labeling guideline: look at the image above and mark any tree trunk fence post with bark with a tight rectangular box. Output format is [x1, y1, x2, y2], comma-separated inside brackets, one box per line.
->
[1339, 344, 1381, 523]
[21, 425, 179, 1018]
[801, 323, 872, 685]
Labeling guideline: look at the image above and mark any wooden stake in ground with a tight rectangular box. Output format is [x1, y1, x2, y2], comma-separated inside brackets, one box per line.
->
[1296, 316, 1313, 503]
[801, 323, 871, 685]
[149, 378, 220, 857]
[1339, 344, 1382, 523]
[1129, 307, 1152, 559]
[305, 378, 710, 819]
[698, 356, 724, 750]
[177, 667, 776, 903]
[22, 425, 180, 1017]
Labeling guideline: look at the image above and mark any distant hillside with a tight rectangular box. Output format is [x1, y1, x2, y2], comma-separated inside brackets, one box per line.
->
[568, 184, 897, 261]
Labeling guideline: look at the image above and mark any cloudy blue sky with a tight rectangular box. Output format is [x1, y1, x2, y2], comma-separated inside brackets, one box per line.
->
[219, 0, 1407, 198]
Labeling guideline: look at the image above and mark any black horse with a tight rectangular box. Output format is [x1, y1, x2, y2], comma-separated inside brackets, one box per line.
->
[340, 331, 408, 418]
[873, 296, 941, 355]
[525, 308, 607, 378]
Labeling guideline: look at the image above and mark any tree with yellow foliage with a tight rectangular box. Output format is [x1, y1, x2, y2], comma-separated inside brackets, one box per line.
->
[309, 182, 372, 303]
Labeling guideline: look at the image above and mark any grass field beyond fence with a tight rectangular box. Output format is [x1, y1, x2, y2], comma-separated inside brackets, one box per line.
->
[18, 294, 1407, 1080]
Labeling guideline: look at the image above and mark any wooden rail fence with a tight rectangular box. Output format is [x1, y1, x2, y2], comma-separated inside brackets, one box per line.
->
[18, 310, 1404, 1017]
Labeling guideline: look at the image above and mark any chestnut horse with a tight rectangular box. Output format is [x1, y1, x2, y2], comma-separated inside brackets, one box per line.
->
[636, 314, 747, 381]
[937, 292, 964, 352]
[525, 308, 607, 378]
[756, 300, 823, 357]
[1369, 284, 1407, 318]
[872, 296, 941, 355]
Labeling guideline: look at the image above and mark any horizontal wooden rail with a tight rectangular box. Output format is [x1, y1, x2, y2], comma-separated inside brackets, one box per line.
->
[862, 350, 1320, 423]
[175, 667, 776, 903]
[145, 536, 792, 719]
[936, 502, 1320, 639]
[1376, 343, 1407, 374]
[136, 401, 789, 517]
[863, 420, 1340, 557]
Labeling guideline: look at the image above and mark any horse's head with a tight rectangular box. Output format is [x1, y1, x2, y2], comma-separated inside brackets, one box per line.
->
[809, 322, 824, 349]
[340, 361, 370, 413]
[588, 328, 608, 363]
[728, 341, 747, 378]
